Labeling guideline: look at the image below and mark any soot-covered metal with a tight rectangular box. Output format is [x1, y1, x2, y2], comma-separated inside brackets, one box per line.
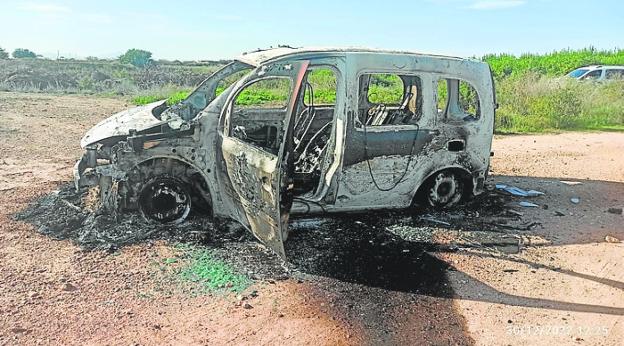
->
[74, 47, 496, 258]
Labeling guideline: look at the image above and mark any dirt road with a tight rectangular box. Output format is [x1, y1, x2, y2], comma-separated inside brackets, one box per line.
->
[0, 92, 622, 345]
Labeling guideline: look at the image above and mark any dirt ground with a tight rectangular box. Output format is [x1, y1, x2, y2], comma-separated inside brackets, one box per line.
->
[0, 92, 622, 345]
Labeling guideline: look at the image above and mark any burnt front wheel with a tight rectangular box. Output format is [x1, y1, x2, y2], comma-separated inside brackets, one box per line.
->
[426, 171, 464, 208]
[139, 177, 191, 224]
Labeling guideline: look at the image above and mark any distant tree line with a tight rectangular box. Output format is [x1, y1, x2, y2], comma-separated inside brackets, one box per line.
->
[118, 49, 153, 67]
[0, 47, 39, 59]
[12, 48, 37, 58]
[0, 46, 223, 66]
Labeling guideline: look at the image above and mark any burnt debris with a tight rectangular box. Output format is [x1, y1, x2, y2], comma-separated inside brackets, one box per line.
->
[14, 184, 217, 251]
[14, 182, 532, 283]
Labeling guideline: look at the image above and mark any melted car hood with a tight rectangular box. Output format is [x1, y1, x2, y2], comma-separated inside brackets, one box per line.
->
[80, 101, 166, 148]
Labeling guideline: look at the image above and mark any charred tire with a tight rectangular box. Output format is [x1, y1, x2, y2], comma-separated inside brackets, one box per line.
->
[138, 176, 191, 224]
[426, 171, 464, 208]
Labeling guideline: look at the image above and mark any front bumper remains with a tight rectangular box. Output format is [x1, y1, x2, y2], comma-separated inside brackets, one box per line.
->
[74, 147, 128, 212]
[73, 147, 98, 190]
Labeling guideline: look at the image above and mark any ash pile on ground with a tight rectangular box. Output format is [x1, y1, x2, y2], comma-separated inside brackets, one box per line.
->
[15, 183, 531, 282]
[14, 184, 289, 280]
[15, 184, 216, 250]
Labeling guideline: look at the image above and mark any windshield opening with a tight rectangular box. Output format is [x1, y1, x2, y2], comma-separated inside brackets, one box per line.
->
[162, 61, 253, 121]
[215, 69, 250, 96]
[568, 68, 589, 78]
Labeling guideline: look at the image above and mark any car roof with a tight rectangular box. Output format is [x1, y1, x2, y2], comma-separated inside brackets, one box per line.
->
[235, 46, 480, 67]
[576, 65, 624, 70]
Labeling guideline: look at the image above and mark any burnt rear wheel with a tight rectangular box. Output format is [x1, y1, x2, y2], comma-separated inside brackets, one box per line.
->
[138, 177, 191, 224]
[426, 171, 464, 208]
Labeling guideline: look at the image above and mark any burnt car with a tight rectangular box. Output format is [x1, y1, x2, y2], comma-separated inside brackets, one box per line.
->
[75, 47, 496, 258]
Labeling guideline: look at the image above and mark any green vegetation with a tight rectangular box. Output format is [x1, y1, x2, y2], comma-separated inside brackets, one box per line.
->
[235, 78, 292, 107]
[367, 74, 404, 104]
[305, 68, 337, 104]
[177, 247, 251, 293]
[131, 95, 162, 105]
[0, 47, 8, 59]
[485, 48, 624, 133]
[0, 58, 221, 94]
[484, 48, 624, 78]
[119, 48, 153, 68]
[132, 89, 191, 106]
[495, 73, 624, 133]
[167, 90, 190, 105]
[12, 48, 37, 59]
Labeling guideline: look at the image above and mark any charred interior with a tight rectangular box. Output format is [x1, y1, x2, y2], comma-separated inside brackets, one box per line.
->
[292, 68, 336, 196]
[228, 66, 337, 197]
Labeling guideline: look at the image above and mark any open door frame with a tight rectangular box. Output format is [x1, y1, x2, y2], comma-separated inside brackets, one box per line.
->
[219, 60, 310, 259]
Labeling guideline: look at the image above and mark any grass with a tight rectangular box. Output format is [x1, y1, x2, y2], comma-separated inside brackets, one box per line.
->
[176, 246, 251, 294]
[484, 48, 624, 133]
[131, 89, 191, 106]
[236, 80, 291, 107]
[591, 124, 624, 131]
[495, 73, 624, 133]
[131, 94, 162, 105]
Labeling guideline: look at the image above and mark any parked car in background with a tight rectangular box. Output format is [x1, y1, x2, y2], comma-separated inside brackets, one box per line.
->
[568, 65, 624, 81]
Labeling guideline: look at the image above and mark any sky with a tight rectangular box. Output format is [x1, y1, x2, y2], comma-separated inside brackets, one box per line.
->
[0, 0, 622, 61]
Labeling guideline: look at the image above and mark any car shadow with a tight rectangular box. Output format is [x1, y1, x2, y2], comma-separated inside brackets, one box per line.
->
[284, 174, 624, 317]
[285, 210, 624, 317]
[286, 213, 451, 296]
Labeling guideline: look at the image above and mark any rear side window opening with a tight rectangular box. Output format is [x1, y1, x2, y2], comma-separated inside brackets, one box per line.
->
[357, 73, 423, 126]
[437, 78, 481, 122]
[605, 69, 624, 79]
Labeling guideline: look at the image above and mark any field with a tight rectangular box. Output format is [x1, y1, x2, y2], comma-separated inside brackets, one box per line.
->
[0, 58, 220, 97]
[1, 48, 623, 133]
[1, 92, 622, 344]
[484, 48, 624, 132]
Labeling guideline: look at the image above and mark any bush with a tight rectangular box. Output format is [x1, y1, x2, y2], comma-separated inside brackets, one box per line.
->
[12, 48, 37, 59]
[0, 47, 8, 59]
[119, 49, 153, 68]
[495, 72, 624, 133]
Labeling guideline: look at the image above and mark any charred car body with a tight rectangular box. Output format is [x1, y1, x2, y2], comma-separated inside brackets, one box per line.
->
[75, 47, 496, 258]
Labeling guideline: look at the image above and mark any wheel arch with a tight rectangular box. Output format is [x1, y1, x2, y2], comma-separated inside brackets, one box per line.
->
[128, 155, 214, 215]
[410, 166, 474, 206]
